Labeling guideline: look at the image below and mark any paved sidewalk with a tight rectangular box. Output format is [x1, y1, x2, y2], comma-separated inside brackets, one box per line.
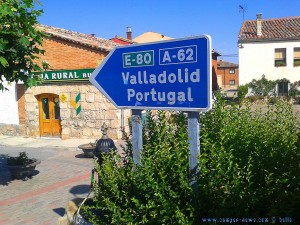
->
[0, 135, 125, 225]
[0, 135, 96, 150]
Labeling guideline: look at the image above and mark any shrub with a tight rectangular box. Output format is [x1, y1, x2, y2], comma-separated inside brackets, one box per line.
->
[7, 152, 33, 166]
[83, 111, 194, 224]
[237, 84, 248, 103]
[289, 82, 300, 98]
[267, 96, 277, 105]
[197, 97, 300, 221]
[83, 98, 300, 224]
[247, 95, 258, 103]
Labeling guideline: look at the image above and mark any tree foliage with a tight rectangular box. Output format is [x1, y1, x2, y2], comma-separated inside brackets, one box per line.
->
[0, 0, 45, 91]
[248, 75, 276, 96]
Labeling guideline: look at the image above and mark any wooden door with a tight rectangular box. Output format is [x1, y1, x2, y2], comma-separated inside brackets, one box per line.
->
[38, 94, 61, 137]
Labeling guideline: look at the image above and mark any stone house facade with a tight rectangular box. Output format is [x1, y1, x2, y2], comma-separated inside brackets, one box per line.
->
[1, 25, 222, 139]
[16, 25, 131, 140]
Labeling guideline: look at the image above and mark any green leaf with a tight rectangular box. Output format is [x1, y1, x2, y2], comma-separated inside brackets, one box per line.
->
[0, 56, 8, 67]
[0, 0, 45, 87]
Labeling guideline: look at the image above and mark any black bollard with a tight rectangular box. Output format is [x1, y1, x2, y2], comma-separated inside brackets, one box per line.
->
[93, 123, 117, 165]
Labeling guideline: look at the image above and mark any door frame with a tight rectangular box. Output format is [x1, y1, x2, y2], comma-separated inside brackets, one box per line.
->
[37, 93, 62, 137]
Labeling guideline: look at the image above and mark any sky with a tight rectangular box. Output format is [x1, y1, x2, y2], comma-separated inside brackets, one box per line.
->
[37, 0, 300, 64]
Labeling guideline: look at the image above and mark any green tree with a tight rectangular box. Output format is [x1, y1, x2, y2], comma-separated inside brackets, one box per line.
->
[0, 0, 45, 91]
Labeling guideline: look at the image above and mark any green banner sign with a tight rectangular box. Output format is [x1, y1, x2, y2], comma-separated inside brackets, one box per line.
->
[34, 68, 95, 82]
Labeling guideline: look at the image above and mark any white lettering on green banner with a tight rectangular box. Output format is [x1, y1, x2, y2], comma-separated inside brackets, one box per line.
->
[33, 69, 95, 82]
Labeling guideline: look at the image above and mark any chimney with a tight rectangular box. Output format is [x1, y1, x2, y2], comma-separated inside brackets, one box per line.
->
[256, 13, 262, 36]
[126, 27, 132, 40]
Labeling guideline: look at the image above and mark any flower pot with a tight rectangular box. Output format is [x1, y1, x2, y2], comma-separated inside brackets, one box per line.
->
[7, 158, 41, 179]
[78, 144, 95, 158]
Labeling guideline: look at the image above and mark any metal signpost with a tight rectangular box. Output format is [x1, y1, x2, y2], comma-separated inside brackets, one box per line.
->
[90, 36, 212, 186]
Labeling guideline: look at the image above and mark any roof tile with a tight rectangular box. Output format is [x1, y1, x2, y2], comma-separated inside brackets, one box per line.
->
[217, 60, 238, 68]
[238, 16, 300, 42]
[37, 24, 120, 51]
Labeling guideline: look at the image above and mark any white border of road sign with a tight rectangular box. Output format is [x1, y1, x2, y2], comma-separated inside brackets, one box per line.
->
[90, 35, 212, 112]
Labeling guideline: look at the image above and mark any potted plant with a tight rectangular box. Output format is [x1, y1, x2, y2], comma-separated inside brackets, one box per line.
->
[6, 151, 41, 180]
[275, 60, 286, 67]
[294, 59, 300, 67]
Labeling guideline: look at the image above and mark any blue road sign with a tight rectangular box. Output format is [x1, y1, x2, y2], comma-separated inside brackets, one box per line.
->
[89, 36, 212, 111]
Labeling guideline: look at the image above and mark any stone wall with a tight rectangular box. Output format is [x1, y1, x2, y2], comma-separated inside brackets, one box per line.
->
[0, 123, 19, 136]
[23, 82, 131, 140]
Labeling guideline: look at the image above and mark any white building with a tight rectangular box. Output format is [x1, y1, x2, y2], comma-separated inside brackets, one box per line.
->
[238, 14, 300, 85]
[0, 80, 19, 134]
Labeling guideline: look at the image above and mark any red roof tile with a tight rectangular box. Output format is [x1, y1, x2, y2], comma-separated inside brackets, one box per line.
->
[110, 36, 136, 45]
[37, 24, 120, 52]
[238, 16, 300, 42]
[217, 60, 238, 68]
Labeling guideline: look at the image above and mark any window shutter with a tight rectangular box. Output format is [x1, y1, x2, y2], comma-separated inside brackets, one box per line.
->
[294, 48, 300, 59]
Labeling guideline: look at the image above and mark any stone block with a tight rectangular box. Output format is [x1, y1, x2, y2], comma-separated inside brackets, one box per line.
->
[24, 93, 37, 103]
[82, 127, 92, 137]
[104, 112, 118, 120]
[60, 109, 71, 119]
[92, 128, 101, 137]
[107, 102, 117, 110]
[61, 133, 70, 140]
[95, 111, 106, 120]
[94, 93, 105, 102]
[77, 120, 84, 127]
[70, 128, 82, 138]
[80, 85, 90, 93]
[107, 129, 118, 140]
[25, 103, 37, 112]
[109, 119, 121, 130]
[62, 127, 70, 135]
[85, 93, 95, 103]
[86, 121, 96, 128]
[95, 120, 104, 129]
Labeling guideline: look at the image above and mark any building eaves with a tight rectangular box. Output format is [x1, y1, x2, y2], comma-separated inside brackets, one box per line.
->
[37, 24, 120, 52]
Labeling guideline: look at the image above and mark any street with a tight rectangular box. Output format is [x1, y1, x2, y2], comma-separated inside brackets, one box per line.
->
[0, 145, 94, 225]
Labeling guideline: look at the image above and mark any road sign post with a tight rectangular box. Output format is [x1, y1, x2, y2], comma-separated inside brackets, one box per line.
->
[131, 109, 143, 165]
[90, 35, 212, 187]
[188, 111, 200, 189]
